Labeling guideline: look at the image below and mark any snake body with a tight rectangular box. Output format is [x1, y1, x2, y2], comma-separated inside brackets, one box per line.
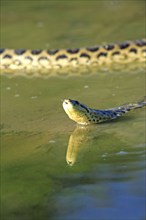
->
[0, 39, 146, 76]
[63, 99, 146, 125]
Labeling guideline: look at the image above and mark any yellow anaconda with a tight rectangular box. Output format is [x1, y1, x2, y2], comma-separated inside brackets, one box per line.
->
[63, 98, 146, 125]
[0, 39, 146, 76]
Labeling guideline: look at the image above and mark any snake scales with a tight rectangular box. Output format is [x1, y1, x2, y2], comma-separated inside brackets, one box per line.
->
[0, 39, 146, 76]
[63, 98, 146, 125]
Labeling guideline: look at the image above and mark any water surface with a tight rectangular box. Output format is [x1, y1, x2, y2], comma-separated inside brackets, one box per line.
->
[1, 1, 146, 220]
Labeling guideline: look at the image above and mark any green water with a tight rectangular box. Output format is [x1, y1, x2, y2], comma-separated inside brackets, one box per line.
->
[1, 1, 146, 220]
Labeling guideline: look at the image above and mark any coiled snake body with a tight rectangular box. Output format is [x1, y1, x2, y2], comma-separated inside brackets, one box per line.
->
[0, 39, 146, 76]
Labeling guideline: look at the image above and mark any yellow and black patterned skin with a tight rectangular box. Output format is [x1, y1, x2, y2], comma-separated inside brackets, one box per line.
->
[63, 99, 146, 125]
[0, 39, 146, 75]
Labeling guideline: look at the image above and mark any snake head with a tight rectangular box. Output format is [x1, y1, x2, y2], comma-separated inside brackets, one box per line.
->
[63, 99, 80, 114]
[62, 99, 90, 125]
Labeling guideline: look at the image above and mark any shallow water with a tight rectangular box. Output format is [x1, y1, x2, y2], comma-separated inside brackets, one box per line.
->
[1, 1, 146, 220]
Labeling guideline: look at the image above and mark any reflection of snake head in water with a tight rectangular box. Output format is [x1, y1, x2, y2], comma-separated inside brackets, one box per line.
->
[63, 98, 146, 125]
